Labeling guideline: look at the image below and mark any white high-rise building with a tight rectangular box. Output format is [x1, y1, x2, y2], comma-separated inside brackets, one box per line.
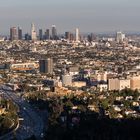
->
[116, 31, 125, 43]
[75, 28, 80, 42]
[31, 23, 37, 41]
[62, 74, 72, 86]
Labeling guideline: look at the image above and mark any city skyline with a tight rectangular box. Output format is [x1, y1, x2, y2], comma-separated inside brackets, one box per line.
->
[1, 1, 140, 140]
[0, 0, 140, 34]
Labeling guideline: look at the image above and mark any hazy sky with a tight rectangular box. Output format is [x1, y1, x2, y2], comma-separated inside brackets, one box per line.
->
[0, 0, 140, 34]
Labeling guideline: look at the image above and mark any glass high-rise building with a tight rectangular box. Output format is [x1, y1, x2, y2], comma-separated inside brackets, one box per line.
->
[51, 25, 57, 40]
[44, 29, 50, 40]
[10, 27, 17, 41]
[39, 29, 43, 40]
[65, 32, 70, 40]
[39, 58, 53, 74]
[18, 27, 22, 40]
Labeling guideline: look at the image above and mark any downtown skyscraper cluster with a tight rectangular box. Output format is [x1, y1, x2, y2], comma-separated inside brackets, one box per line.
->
[9, 23, 81, 42]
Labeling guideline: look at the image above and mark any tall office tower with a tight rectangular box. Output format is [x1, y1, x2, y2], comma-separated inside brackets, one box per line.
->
[116, 31, 125, 43]
[51, 25, 57, 40]
[65, 32, 71, 40]
[88, 33, 95, 42]
[10, 27, 17, 41]
[70, 33, 74, 41]
[75, 28, 80, 42]
[31, 23, 37, 41]
[39, 29, 43, 40]
[25, 33, 31, 40]
[39, 58, 53, 74]
[44, 29, 50, 40]
[18, 27, 22, 40]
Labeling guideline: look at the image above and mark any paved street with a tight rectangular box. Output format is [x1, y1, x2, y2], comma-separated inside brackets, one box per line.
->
[0, 85, 45, 140]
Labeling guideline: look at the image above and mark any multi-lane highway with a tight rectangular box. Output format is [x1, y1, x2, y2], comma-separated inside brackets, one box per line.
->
[0, 85, 45, 140]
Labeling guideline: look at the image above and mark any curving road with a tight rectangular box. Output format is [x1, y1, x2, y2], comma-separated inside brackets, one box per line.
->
[0, 85, 45, 140]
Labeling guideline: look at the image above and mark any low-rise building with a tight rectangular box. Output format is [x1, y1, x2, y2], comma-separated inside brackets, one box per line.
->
[97, 84, 108, 92]
[0, 107, 6, 115]
[72, 81, 86, 88]
[108, 78, 130, 91]
[10, 62, 38, 71]
[130, 75, 140, 90]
